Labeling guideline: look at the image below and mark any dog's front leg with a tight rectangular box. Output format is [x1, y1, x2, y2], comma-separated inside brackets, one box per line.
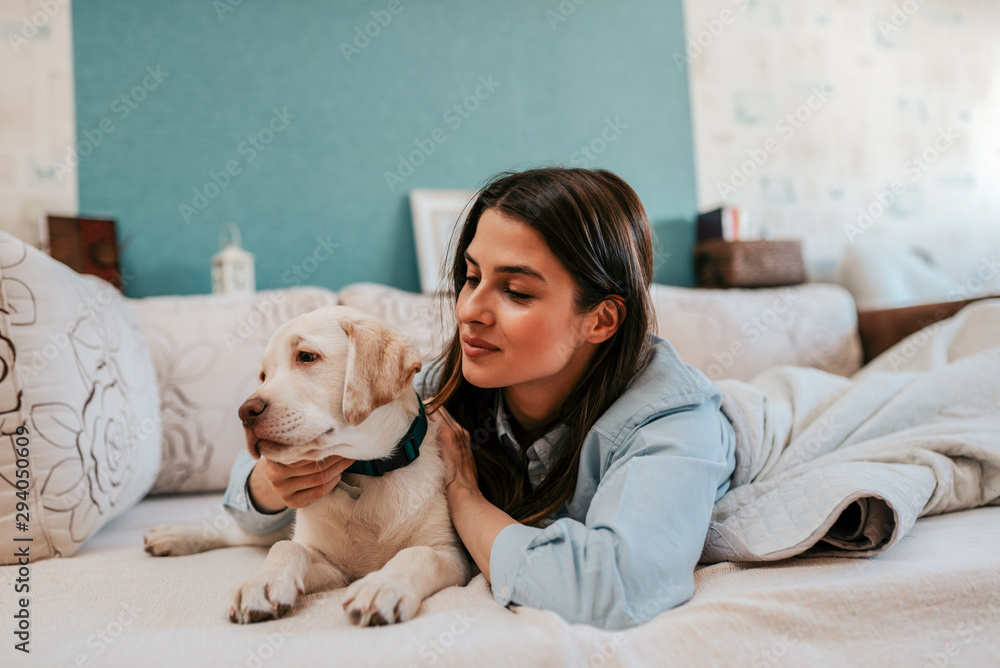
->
[230, 540, 349, 624]
[144, 521, 291, 557]
[343, 545, 470, 626]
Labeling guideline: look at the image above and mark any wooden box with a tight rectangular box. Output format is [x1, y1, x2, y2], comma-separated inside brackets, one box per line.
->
[694, 239, 806, 289]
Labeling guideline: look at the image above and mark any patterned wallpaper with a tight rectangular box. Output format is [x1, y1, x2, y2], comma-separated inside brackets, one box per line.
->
[0, 0, 78, 248]
[682, 0, 1000, 288]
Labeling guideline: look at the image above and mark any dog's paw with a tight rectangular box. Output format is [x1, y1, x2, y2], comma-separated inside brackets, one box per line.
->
[342, 573, 421, 626]
[143, 524, 207, 557]
[229, 572, 304, 624]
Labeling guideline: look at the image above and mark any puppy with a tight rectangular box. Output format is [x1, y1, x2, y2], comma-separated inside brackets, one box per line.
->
[144, 306, 471, 626]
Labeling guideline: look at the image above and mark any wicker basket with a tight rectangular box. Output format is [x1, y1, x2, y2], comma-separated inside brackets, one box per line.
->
[694, 239, 806, 288]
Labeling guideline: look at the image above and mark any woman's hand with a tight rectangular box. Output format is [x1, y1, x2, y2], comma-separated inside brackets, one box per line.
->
[248, 450, 356, 512]
[428, 405, 480, 497]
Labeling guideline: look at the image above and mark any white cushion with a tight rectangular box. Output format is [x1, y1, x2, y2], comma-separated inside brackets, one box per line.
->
[0, 233, 161, 563]
[649, 283, 861, 381]
[129, 287, 339, 494]
[836, 239, 957, 310]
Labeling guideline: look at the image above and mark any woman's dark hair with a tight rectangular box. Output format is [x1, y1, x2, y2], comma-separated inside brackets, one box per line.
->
[424, 167, 657, 526]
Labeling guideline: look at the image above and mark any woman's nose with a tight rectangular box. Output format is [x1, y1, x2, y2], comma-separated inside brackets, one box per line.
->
[457, 283, 494, 326]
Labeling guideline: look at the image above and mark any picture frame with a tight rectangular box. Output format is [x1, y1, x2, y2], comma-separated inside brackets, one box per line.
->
[43, 214, 123, 290]
[409, 189, 476, 294]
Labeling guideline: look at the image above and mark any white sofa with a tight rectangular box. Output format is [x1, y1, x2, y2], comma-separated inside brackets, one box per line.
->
[2, 232, 998, 667]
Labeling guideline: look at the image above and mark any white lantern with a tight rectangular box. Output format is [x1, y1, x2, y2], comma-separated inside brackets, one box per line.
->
[211, 223, 255, 295]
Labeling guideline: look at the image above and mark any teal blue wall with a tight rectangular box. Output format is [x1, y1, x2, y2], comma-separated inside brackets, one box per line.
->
[73, 0, 697, 297]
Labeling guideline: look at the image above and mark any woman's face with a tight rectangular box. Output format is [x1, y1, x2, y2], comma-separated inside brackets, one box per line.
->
[456, 208, 597, 394]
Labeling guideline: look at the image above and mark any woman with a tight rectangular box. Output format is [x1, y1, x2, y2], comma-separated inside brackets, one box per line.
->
[223, 168, 736, 630]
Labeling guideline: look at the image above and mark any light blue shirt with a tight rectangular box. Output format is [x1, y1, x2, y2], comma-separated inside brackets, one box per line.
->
[488, 335, 735, 629]
[223, 334, 736, 630]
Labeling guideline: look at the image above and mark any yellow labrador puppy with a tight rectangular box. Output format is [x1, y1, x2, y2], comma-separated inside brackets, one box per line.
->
[143, 306, 471, 626]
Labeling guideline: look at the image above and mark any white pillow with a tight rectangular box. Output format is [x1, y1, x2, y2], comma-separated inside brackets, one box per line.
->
[0, 233, 161, 563]
[836, 239, 956, 310]
[129, 287, 339, 494]
[651, 282, 862, 382]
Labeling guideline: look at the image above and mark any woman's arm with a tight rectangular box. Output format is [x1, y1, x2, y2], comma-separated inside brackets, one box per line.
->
[248, 456, 290, 512]
[446, 485, 518, 581]
[487, 401, 734, 630]
[432, 399, 735, 630]
[222, 448, 295, 535]
[430, 405, 519, 581]
[222, 448, 356, 534]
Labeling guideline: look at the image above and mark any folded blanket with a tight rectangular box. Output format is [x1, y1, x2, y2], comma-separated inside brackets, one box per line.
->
[702, 299, 1000, 563]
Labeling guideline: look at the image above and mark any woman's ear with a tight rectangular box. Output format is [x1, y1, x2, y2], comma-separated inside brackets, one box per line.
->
[585, 297, 625, 344]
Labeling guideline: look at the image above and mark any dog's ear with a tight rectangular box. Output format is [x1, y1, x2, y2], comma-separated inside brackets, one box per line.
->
[339, 316, 422, 426]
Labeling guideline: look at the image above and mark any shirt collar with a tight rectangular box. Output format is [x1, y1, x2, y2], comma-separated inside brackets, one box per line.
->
[493, 390, 569, 482]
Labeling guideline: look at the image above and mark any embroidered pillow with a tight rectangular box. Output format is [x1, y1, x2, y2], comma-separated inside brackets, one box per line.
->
[0, 233, 161, 563]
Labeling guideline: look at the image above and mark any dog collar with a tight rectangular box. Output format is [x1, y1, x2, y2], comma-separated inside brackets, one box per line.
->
[344, 394, 427, 477]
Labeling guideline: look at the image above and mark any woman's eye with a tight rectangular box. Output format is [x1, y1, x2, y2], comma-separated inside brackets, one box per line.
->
[462, 273, 530, 301]
[298, 351, 318, 363]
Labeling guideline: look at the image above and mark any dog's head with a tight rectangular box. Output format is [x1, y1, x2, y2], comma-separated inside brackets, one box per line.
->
[238, 305, 422, 464]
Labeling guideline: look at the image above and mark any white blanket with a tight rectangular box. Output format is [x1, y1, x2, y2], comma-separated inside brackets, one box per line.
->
[703, 299, 1000, 563]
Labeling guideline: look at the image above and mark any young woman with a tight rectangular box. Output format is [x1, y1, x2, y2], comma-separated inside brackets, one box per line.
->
[223, 168, 736, 630]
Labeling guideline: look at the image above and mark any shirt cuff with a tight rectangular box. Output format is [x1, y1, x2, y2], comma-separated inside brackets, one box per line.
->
[489, 522, 543, 607]
[222, 453, 295, 535]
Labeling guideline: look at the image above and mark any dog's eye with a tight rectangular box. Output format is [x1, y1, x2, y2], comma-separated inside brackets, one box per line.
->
[259, 372, 265, 382]
[298, 351, 318, 363]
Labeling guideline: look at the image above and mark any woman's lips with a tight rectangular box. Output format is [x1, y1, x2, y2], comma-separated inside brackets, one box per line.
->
[462, 336, 500, 358]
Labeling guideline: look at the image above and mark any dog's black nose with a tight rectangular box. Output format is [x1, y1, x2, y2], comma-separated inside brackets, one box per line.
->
[239, 397, 267, 427]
